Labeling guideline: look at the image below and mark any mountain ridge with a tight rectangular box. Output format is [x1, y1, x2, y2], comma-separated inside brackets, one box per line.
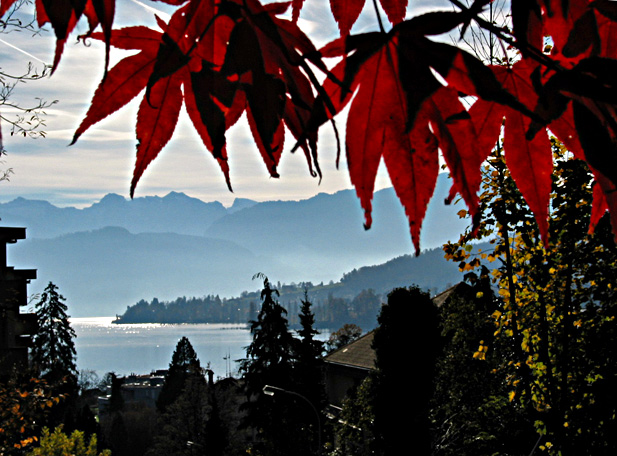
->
[1, 174, 472, 317]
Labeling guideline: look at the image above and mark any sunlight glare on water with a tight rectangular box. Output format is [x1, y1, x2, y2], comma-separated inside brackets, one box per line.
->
[70, 317, 252, 379]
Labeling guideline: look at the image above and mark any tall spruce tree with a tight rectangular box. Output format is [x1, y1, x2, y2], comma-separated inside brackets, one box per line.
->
[294, 291, 326, 413]
[238, 275, 299, 456]
[30, 282, 77, 381]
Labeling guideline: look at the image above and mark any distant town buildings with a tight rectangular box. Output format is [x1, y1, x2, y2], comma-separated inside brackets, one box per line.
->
[98, 370, 168, 414]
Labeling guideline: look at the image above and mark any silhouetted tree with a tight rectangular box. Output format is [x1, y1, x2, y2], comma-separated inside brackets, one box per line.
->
[108, 373, 124, 413]
[326, 323, 363, 352]
[238, 275, 299, 455]
[295, 291, 326, 409]
[372, 286, 441, 456]
[148, 375, 209, 456]
[204, 394, 227, 456]
[292, 291, 327, 451]
[157, 336, 202, 412]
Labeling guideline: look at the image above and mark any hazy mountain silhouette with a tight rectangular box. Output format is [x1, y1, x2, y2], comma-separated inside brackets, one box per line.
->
[204, 173, 468, 268]
[10, 227, 271, 317]
[0, 191, 228, 238]
[1, 173, 472, 317]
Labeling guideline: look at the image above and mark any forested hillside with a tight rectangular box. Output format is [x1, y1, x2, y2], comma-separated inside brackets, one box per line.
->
[115, 244, 490, 329]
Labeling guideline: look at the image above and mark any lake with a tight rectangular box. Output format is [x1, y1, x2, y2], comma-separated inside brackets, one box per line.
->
[71, 317, 331, 381]
[71, 317, 253, 380]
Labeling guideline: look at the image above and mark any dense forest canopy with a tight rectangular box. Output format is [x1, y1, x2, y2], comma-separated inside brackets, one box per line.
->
[115, 285, 383, 330]
[2, 0, 617, 253]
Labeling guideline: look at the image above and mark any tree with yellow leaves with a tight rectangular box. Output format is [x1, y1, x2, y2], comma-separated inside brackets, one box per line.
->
[26, 426, 110, 456]
[444, 141, 617, 454]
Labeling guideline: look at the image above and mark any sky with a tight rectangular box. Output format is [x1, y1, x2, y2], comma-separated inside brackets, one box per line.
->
[0, 0, 451, 209]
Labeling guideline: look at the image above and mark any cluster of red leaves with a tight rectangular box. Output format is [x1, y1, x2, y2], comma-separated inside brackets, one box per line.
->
[70, 0, 329, 197]
[0, 0, 115, 73]
[3, 0, 617, 253]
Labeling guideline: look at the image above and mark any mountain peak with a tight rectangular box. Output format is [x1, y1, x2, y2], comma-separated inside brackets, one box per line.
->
[163, 191, 190, 200]
[228, 198, 257, 214]
[98, 193, 127, 205]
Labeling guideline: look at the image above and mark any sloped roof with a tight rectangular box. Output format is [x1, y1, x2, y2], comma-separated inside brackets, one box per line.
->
[324, 331, 375, 371]
[431, 282, 467, 308]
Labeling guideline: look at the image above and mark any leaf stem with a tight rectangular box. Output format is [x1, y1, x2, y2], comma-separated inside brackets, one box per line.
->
[371, 0, 385, 33]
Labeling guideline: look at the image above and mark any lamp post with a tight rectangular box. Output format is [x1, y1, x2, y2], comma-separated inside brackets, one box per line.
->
[262, 384, 322, 455]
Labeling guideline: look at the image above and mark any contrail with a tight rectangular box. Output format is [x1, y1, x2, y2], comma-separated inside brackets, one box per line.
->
[0, 1, 170, 67]
[0, 38, 47, 65]
[130, 0, 171, 22]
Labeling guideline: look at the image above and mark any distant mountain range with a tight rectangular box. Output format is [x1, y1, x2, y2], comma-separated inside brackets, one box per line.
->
[1, 173, 472, 317]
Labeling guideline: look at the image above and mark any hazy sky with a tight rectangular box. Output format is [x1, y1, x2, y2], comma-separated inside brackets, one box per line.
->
[0, 0, 449, 209]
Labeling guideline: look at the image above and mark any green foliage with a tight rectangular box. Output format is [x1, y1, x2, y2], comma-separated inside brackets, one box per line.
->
[332, 376, 377, 456]
[30, 282, 77, 381]
[431, 274, 535, 456]
[26, 427, 109, 456]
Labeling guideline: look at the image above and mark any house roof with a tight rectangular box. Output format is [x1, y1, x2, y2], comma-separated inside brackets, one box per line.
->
[324, 331, 375, 371]
[431, 283, 467, 308]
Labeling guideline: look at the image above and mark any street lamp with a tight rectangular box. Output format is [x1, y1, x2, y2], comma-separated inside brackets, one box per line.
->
[262, 385, 322, 455]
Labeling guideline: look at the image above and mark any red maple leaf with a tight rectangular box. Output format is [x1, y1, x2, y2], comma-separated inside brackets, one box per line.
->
[328, 36, 444, 253]
[305, 10, 534, 253]
[329, 0, 408, 36]
[0, 0, 117, 73]
[470, 59, 554, 244]
[549, 103, 617, 236]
